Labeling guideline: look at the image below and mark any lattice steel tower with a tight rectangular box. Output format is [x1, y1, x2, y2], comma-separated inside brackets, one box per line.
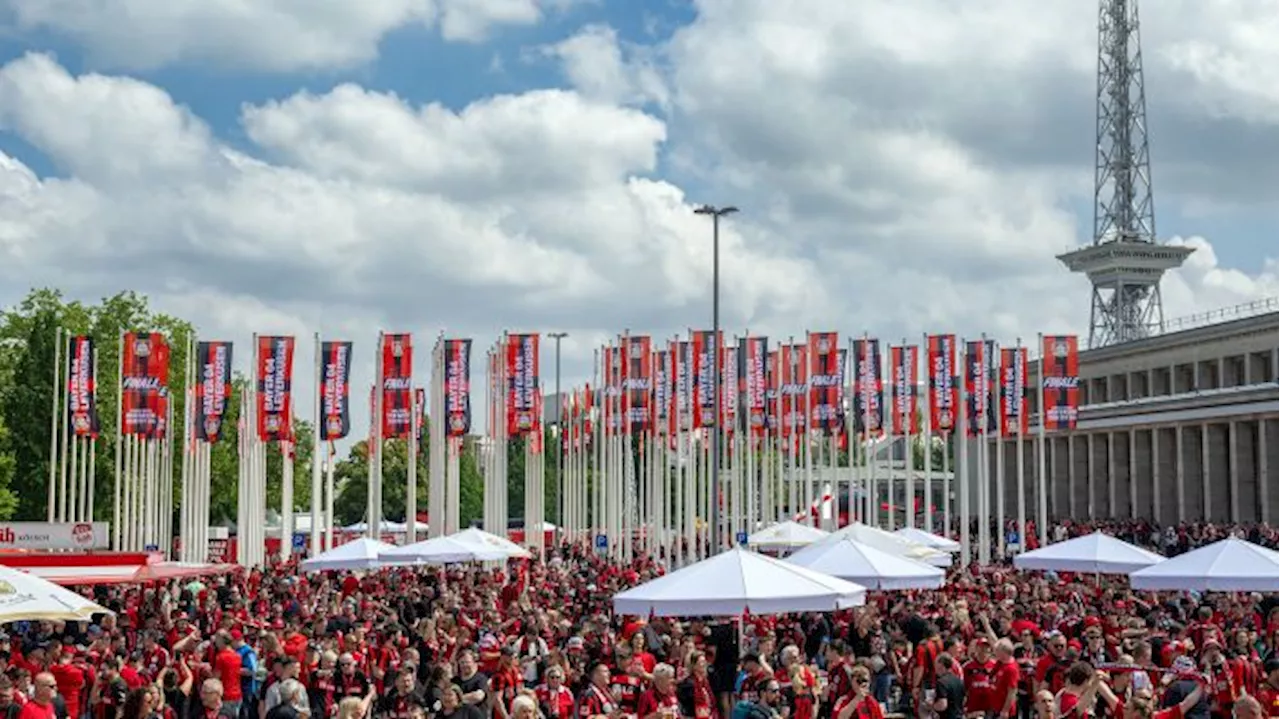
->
[1058, 0, 1193, 348]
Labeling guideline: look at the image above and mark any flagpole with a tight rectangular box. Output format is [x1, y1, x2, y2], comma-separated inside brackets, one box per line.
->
[310, 332, 322, 554]
[1036, 333, 1049, 547]
[1015, 337, 1027, 555]
[958, 337, 970, 566]
[996, 344, 1006, 559]
[88, 341, 99, 524]
[58, 331, 71, 523]
[48, 326, 62, 522]
[407, 337, 418, 546]
[922, 334, 932, 533]
[978, 334, 991, 566]
[180, 336, 193, 561]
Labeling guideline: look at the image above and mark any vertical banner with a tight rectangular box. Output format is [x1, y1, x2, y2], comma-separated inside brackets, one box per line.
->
[506, 334, 540, 435]
[121, 332, 171, 437]
[668, 341, 688, 435]
[890, 345, 919, 436]
[851, 338, 884, 437]
[444, 339, 472, 437]
[195, 341, 234, 443]
[741, 337, 768, 435]
[927, 334, 958, 434]
[602, 345, 621, 436]
[964, 340, 993, 437]
[320, 341, 353, 441]
[779, 343, 808, 444]
[807, 332, 840, 434]
[381, 334, 413, 438]
[624, 336, 652, 434]
[835, 348, 849, 444]
[653, 348, 670, 435]
[720, 342, 737, 433]
[1041, 335, 1080, 431]
[999, 348, 1029, 437]
[256, 336, 295, 442]
[765, 350, 779, 432]
[690, 331, 718, 429]
[66, 335, 99, 437]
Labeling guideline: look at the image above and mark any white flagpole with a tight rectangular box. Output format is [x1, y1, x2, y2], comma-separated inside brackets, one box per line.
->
[996, 344, 1006, 559]
[1036, 333, 1049, 547]
[88, 341, 99, 524]
[48, 326, 62, 523]
[180, 337, 193, 561]
[958, 337, 970, 566]
[1015, 337, 1027, 555]
[407, 338, 418, 546]
[310, 333, 322, 554]
[978, 334, 992, 566]
[922, 334, 933, 533]
[904, 341, 915, 530]
[58, 332, 71, 523]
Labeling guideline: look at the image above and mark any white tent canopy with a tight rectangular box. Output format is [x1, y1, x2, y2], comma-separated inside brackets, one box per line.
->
[452, 528, 533, 558]
[380, 528, 532, 566]
[786, 537, 946, 590]
[894, 527, 961, 553]
[748, 521, 829, 550]
[0, 564, 112, 622]
[1013, 532, 1165, 575]
[343, 520, 407, 533]
[300, 537, 396, 572]
[1129, 538, 1279, 593]
[613, 547, 867, 617]
[820, 523, 951, 567]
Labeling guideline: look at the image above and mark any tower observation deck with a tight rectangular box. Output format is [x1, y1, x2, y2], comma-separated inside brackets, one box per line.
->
[1059, 0, 1192, 348]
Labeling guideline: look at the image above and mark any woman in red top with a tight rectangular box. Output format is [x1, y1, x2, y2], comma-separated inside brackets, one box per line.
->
[636, 664, 680, 719]
[833, 666, 882, 719]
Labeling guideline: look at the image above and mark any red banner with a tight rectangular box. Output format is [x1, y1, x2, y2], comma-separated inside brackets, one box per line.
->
[927, 334, 958, 435]
[506, 334, 539, 435]
[741, 337, 768, 436]
[807, 332, 840, 434]
[319, 341, 352, 441]
[602, 345, 622, 436]
[121, 332, 170, 437]
[379, 334, 413, 438]
[623, 335, 652, 434]
[256, 336, 294, 442]
[67, 335, 99, 438]
[779, 343, 808, 441]
[690, 331, 719, 429]
[444, 339, 471, 437]
[999, 347, 1028, 437]
[1041, 335, 1080, 431]
[890, 345, 919, 436]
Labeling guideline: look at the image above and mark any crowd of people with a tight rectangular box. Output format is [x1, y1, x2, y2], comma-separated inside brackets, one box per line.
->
[0, 520, 1275, 719]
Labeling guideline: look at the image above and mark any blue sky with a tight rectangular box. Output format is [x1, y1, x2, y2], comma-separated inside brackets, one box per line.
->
[0, 0, 1274, 423]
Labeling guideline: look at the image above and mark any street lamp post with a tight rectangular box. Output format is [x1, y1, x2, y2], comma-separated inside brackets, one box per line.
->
[694, 204, 737, 551]
[549, 332, 568, 535]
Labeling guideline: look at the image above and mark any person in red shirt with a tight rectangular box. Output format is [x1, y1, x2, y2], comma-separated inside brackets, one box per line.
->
[489, 648, 524, 719]
[535, 665, 576, 719]
[47, 648, 85, 719]
[16, 673, 57, 719]
[213, 631, 245, 714]
[677, 651, 717, 719]
[1254, 660, 1278, 718]
[990, 639, 1021, 719]
[962, 638, 996, 718]
[1035, 632, 1071, 696]
[636, 664, 680, 719]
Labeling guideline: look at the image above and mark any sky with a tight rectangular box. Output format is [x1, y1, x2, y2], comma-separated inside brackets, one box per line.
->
[0, 0, 1276, 440]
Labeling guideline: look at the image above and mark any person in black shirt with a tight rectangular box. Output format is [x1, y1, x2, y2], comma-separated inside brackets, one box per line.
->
[377, 668, 429, 719]
[931, 652, 966, 719]
[438, 686, 483, 719]
[265, 680, 306, 719]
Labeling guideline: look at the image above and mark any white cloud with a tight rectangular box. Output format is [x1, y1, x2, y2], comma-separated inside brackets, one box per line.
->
[2, 0, 579, 72]
[0, 0, 1275, 440]
[540, 25, 669, 108]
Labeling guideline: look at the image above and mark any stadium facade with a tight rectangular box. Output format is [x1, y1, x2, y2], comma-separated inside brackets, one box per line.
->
[993, 304, 1279, 524]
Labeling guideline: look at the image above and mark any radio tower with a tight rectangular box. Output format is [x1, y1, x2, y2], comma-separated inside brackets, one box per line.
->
[1058, 0, 1193, 348]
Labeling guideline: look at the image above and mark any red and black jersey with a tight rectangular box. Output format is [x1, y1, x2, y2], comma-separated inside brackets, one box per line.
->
[579, 684, 618, 718]
[536, 684, 575, 719]
[611, 675, 644, 713]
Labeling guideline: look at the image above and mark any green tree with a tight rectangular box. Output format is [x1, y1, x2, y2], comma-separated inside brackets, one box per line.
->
[332, 438, 429, 526]
[457, 439, 484, 527]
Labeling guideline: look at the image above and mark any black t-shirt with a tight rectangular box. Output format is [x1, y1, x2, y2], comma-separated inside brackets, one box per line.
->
[377, 688, 429, 719]
[454, 672, 490, 710]
[439, 706, 484, 719]
[265, 706, 300, 719]
[935, 674, 966, 719]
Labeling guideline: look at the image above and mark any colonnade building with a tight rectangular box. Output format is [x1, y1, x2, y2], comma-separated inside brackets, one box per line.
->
[992, 305, 1278, 525]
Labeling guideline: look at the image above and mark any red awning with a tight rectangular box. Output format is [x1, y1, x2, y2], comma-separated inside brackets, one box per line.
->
[0, 551, 241, 586]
